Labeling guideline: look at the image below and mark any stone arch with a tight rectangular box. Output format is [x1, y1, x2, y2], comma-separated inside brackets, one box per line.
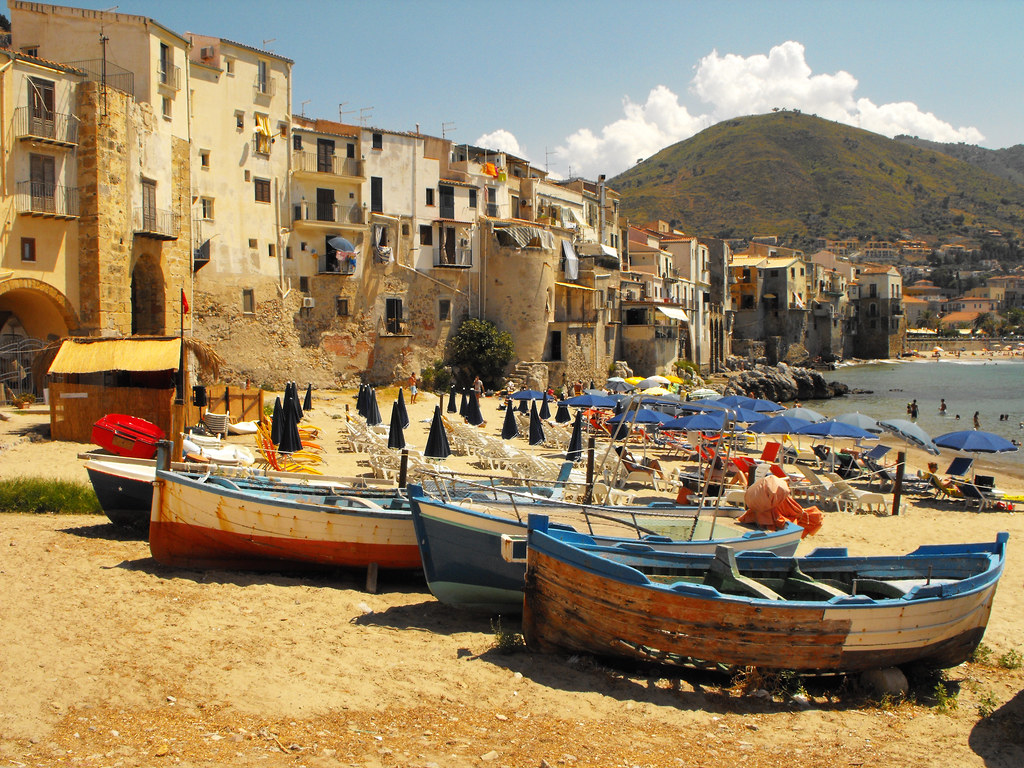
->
[131, 253, 166, 335]
[0, 278, 80, 340]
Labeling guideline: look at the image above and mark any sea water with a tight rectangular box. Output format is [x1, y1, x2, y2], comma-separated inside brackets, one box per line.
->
[803, 358, 1024, 469]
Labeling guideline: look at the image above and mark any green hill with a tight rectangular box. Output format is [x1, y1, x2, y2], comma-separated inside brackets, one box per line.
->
[893, 135, 1024, 187]
[609, 112, 1024, 245]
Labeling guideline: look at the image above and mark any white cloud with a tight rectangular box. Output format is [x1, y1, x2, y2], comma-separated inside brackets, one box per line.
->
[552, 40, 984, 178]
[474, 129, 526, 159]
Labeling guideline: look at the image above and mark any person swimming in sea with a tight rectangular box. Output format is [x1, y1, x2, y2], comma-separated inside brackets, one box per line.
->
[939, 398, 947, 415]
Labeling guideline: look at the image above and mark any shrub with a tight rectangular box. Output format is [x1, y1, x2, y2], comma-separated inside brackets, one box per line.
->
[490, 617, 525, 653]
[446, 318, 514, 389]
[0, 478, 102, 515]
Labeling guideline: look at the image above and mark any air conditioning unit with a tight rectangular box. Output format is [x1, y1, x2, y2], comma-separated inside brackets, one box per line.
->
[200, 47, 214, 59]
[302, 296, 315, 308]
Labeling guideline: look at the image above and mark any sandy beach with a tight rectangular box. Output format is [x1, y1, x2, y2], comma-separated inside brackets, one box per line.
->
[1, 390, 1023, 768]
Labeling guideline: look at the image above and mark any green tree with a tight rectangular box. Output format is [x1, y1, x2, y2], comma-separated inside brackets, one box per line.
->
[446, 318, 515, 388]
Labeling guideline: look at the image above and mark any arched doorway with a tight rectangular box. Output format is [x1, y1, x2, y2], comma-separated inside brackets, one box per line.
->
[131, 254, 166, 335]
[0, 278, 79, 396]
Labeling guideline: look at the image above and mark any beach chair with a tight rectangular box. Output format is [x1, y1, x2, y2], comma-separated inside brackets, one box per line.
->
[944, 457, 974, 481]
[202, 411, 231, 438]
[760, 441, 782, 463]
[824, 474, 889, 515]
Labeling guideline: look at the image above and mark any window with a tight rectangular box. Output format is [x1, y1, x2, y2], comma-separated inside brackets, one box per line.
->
[159, 43, 170, 83]
[299, 276, 309, 293]
[22, 47, 38, 57]
[372, 132, 383, 150]
[425, 188, 435, 206]
[162, 97, 172, 119]
[469, 188, 477, 208]
[256, 60, 269, 93]
[235, 111, 244, 129]
[336, 297, 349, 317]
[254, 178, 271, 203]
[225, 57, 235, 76]
[293, 134, 302, 151]
[438, 299, 451, 322]
[20, 237, 36, 262]
[419, 225, 432, 245]
[346, 143, 355, 158]
[370, 176, 383, 213]
[199, 149, 210, 168]
[384, 298, 404, 334]
[242, 288, 255, 314]
[268, 243, 276, 258]
[200, 197, 214, 220]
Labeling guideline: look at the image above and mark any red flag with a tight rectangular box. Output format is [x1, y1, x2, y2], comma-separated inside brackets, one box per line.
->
[181, 289, 189, 314]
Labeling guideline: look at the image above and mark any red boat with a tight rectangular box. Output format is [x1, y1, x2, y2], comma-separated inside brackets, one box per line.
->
[91, 414, 166, 459]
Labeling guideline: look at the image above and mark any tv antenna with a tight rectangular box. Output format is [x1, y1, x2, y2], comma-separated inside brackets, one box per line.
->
[442, 121, 456, 139]
[338, 102, 357, 122]
[359, 106, 374, 126]
[262, 38, 276, 51]
[545, 147, 556, 174]
[300, 99, 311, 117]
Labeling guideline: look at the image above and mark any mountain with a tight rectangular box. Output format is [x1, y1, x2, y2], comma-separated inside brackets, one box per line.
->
[609, 112, 1024, 244]
[893, 135, 1024, 187]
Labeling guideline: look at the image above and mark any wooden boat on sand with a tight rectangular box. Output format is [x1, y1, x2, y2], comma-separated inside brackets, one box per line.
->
[409, 486, 804, 613]
[515, 516, 1008, 673]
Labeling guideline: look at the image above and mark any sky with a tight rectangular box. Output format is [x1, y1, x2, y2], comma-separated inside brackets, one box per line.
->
[7, 0, 1023, 181]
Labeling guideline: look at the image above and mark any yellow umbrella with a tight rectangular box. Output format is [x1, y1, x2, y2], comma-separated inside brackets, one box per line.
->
[642, 386, 671, 395]
[665, 375, 685, 384]
[625, 376, 645, 385]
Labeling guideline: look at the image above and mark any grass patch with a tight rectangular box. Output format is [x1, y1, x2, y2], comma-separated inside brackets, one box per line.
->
[998, 649, 1023, 670]
[0, 477, 102, 515]
[490, 617, 525, 654]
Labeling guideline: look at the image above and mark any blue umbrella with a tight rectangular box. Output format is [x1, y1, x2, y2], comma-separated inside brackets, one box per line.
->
[465, 391, 484, 426]
[606, 408, 671, 427]
[796, 419, 876, 441]
[387, 401, 406, 450]
[424, 406, 452, 460]
[934, 430, 1017, 454]
[396, 387, 410, 429]
[566, 409, 584, 462]
[554, 402, 571, 424]
[510, 389, 545, 400]
[748, 415, 814, 435]
[662, 411, 727, 432]
[717, 395, 756, 409]
[836, 412, 882, 433]
[328, 236, 357, 253]
[528, 401, 545, 446]
[365, 387, 382, 427]
[878, 418, 940, 455]
[501, 401, 519, 440]
[539, 392, 551, 420]
[725, 406, 766, 423]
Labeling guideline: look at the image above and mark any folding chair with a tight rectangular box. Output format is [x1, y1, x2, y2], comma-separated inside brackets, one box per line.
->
[945, 456, 974, 480]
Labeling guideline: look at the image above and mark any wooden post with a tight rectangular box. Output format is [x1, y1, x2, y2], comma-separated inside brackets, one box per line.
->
[892, 450, 906, 516]
[365, 562, 379, 594]
[398, 449, 409, 488]
[583, 437, 596, 504]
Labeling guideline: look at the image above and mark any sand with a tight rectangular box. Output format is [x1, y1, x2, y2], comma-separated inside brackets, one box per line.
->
[1, 392, 1023, 768]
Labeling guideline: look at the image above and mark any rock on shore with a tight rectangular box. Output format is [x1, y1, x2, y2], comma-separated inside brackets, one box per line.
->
[720, 362, 849, 402]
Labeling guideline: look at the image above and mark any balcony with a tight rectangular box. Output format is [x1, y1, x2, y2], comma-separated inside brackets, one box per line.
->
[292, 201, 365, 226]
[554, 308, 599, 324]
[193, 238, 211, 271]
[253, 76, 276, 101]
[379, 317, 410, 337]
[133, 207, 180, 240]
[292, 151, 363, 178]
[16, 181, 79, 219]
[318, 254, 357, 275]
[14, 107, 78, 147]
[654, 325, 677, 340]
[158, 64, 181, 91]
[433, 247, 473, 268]
[251, 135, 273, 156]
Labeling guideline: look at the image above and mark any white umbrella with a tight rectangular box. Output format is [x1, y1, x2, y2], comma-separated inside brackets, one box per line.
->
[637, 375, 671, 389]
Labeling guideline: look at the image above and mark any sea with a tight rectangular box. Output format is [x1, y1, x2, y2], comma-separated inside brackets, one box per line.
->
[802, 358, 1024, 470]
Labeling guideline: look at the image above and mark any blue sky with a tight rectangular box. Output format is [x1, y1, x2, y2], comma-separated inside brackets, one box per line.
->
[7, 0, 1022, 180]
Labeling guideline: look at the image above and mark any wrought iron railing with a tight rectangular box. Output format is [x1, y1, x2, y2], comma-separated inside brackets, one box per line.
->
[15, 181, 79, 217]
[133, 206, 180, 239]
[433, 247, 473, 267]
[13, 106, 78, 145]
[64, 58, 135, 97]
[253, 76, 276, 100]
[292, 201, 364, 225]
[292, 151, 362, 177]
[158, 64, 181, 90]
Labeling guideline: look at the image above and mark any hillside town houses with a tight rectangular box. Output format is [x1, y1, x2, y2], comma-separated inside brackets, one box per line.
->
[0, 3, 1016, 398]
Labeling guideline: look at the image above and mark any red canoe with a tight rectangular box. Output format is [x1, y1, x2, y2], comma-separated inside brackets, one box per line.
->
[91, 414, 166, 459]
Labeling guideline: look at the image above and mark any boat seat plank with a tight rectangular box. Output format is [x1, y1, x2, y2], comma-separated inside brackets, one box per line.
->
[703, 546, 784, 601]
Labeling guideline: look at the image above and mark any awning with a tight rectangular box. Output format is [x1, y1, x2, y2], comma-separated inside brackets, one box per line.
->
[599, 244, 618, 258]
[656, 306, 690, 323]
[567, 207, 586, 227]
[494, 225, 554, 250]
[555, 281, 597, 291]
[561, 239, 578, 280]
[48, 338, 182, 374]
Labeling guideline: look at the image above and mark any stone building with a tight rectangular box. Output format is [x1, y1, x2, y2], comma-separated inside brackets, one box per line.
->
[848, 263, 906, 358]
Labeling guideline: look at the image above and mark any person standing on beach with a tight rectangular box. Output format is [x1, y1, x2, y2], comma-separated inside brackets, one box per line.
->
[408, 373, 418, 404]
[910, 399, 919, 419]
[974, 411, 981, 429]
[473, 375, 483, 398]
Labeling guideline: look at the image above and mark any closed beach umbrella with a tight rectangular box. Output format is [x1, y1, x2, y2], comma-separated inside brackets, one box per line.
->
[501, 401, 519, 440]
[356, 384, 367, 418]
[836, 412, 883, 433]
[387, 401, 406, 450]
[783, 406, 826, 423]
[528, 401, 545, 446]
[365, 387, 382, 427]
[566, 409, 584, 462]
[466, 391, 485, 426]
[878, 418, 940, 455]
[279, 400, 303, 454]
[518, 396, 530, 413]
[289, 382, 303, 421]
[934, 430, 1017, 454]
[447, 385, 458, 413]
[269, 396, 283, 445]
[424, 406, 452, 460]
[396, 387, 410, 429]
[539, 392, 551, 420]
[303, 383, 313, 412]
[554, 401, 571, 424]
[459, 390, 468, 417]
